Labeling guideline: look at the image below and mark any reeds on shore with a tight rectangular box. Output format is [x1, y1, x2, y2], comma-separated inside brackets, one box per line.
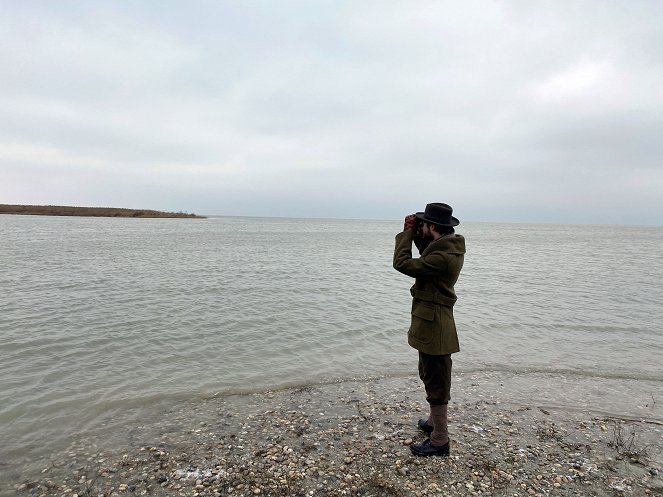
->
[0, 204, 205, 219]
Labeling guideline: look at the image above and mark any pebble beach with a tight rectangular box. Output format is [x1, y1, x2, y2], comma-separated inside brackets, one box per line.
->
[6, 372, 662, 497]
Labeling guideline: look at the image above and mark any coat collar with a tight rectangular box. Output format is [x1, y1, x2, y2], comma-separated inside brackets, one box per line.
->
[422, 234, 466, 256]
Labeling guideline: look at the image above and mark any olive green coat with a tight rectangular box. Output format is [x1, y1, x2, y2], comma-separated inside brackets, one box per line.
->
[393, 230, 466, 355]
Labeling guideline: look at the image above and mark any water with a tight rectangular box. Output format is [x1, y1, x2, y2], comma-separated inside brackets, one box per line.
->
[1, 215, 662, 469]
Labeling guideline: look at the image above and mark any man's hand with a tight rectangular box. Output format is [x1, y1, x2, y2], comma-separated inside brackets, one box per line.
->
[404, 214, 417, 231]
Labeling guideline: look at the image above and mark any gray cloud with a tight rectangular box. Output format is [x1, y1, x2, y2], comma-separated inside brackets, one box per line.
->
[1, 1, 662, 224]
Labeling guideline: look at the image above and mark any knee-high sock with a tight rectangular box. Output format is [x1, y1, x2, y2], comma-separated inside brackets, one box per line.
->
[430, 404, 448, 446]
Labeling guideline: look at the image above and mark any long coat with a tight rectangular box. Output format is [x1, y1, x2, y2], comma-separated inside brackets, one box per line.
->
[393, 230, 466, 355]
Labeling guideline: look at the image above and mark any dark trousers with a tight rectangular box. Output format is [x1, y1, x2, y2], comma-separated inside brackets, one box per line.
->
[418, 352, 452, 405]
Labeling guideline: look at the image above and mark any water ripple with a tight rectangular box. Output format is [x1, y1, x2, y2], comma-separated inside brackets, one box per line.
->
[1, 216, 661, 465]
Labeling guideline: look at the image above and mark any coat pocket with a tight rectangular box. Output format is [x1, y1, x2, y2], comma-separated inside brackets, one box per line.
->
[408, 302, 437, 348]
[412, 303, 435, 321]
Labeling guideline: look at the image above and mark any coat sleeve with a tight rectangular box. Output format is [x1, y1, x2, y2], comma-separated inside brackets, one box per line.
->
[393, 231, 448, 278]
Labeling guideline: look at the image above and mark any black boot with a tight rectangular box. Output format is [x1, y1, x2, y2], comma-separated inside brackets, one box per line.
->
[410, 438, 450, 457]
[417, 418, 433, 435]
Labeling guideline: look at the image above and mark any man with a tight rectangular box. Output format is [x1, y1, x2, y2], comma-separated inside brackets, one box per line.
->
[393, 203, 466, 457]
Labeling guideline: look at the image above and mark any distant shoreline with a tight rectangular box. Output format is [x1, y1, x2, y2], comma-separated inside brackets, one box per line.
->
[0, 204, 206, 219]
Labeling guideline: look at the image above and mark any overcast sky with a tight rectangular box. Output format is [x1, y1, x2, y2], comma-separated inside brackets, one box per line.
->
[1, 1, 662, 224]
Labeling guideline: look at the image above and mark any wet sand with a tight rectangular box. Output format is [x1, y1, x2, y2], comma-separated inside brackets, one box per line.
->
[6, 373, 663, 497]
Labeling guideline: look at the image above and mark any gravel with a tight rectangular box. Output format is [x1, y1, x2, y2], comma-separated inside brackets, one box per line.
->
[6, 374, 662, 497]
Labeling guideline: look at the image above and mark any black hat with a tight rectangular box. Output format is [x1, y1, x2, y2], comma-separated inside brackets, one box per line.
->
[415, 203, 460, 227]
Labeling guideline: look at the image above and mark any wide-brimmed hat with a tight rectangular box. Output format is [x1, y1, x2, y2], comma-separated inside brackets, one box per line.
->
[415, 203, 460, 227]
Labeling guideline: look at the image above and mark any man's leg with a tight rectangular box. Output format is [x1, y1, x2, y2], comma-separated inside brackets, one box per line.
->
[412, 352, 452, 456]
[429, 404, 448, 446]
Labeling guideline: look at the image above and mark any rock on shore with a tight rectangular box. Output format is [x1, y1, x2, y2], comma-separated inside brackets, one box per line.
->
[7, 375, 663, 497]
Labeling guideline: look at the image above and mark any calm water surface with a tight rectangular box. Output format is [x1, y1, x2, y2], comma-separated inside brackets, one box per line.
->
[1, 215, 662, 467]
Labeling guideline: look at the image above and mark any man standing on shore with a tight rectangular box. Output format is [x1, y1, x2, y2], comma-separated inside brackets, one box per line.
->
[393, 203, 466, 457]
